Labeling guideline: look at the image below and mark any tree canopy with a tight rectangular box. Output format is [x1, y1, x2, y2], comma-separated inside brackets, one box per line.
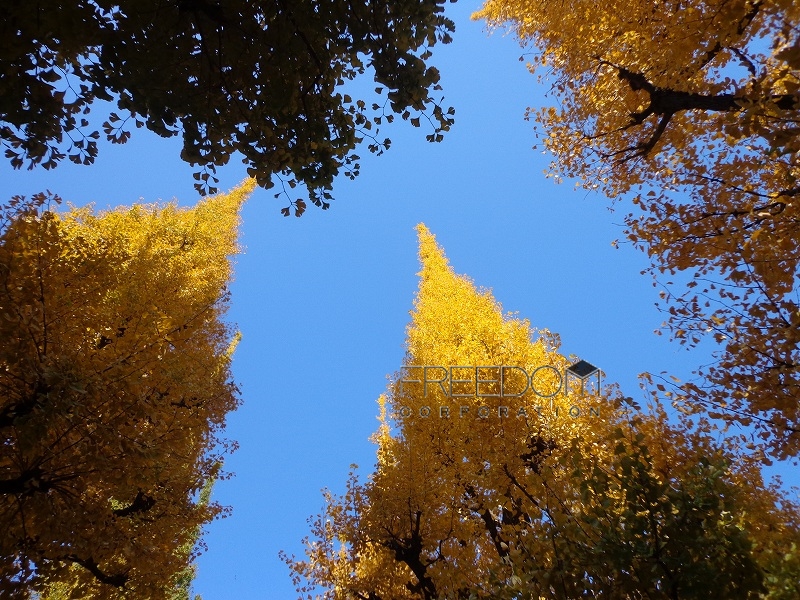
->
[1, 0, 456, 214]
[0, 182, 251, 598]
[475, 0, 800, 459]
[283, 225, 800, 599]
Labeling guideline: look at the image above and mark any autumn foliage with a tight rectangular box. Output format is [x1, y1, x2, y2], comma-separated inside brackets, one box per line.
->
[0, 182, 252, 597]
[283, 226, 800, 599]
[475, 0, 800, 458]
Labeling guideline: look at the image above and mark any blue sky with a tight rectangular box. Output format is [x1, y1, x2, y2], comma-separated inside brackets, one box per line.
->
[2, 2, 796, 598]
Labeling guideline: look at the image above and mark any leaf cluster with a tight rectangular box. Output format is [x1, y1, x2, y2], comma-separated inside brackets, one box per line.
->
[475, 0, 800, 458]
[0, 0, 456, 213]
[283, 227, 800, 599]
[0, 182, 252, 597]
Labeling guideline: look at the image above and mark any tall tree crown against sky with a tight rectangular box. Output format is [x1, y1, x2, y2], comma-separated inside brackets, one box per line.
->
[282, 224, 799, 599]
[0, 184, 250, 597]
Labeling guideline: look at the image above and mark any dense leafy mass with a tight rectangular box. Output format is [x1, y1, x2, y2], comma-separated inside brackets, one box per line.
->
[0, 182, 251, 598]
[475, 0, 800, 458]
[1, 0, 456, 213]
[283, 226, 800, 599]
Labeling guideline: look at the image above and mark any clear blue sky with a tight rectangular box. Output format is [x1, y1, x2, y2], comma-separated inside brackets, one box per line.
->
[1, 2, 796, 598]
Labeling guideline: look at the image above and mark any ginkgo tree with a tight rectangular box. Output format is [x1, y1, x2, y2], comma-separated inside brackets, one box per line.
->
[0, 182, 252, 598]
[283, 225, 800, 599]
[2, 0, 456, 214]
[474, 0, 800, 459]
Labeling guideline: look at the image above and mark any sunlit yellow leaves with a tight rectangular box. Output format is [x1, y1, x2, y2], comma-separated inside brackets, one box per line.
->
[0, 182, 252, 597]
[475, 0, 800, 459]
[283, 227, 800, 599]
[281, 227, 549, 596]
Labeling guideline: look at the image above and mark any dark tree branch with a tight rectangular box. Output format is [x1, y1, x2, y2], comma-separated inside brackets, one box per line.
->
[381, 509, 438, 600]
[112, 490, 156, 517]
[698, 1, 762, 69]
[0, 467, 50, 495]
[501, 465, 541, 510]
[477, 508, 509, 559]
[730, 46, 758, 78]
[0, 380, 49, 429]
[0, 466, 81, 496]
[64, 554, 129, 587]
[595, 57, 798, 159]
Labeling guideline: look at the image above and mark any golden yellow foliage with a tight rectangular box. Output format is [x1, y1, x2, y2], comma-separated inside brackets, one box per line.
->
[284, 226, 800, 599]
[0, 181, 253, 597]
[475, 0, 800, 458]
